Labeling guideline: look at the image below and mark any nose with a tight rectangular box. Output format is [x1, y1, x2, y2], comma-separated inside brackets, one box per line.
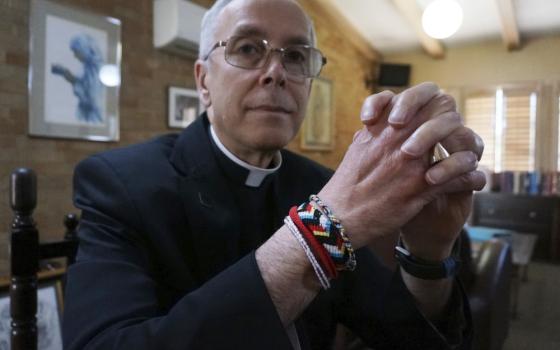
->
[259, 51, 287, 88]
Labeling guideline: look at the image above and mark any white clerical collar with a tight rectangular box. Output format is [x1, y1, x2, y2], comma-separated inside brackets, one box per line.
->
[210, 125, 282, 187]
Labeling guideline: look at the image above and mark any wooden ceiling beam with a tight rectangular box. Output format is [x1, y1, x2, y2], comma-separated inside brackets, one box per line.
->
[307, 0, 380, 61]
[495, 0, 521, 50]
[391, 0, 445, 59]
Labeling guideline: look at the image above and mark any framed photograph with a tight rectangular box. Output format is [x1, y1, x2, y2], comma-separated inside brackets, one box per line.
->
[29, 0, 121, 141]
[168, 87, 202, 129]
[301, 77, 334, 151]
[0, 279, 64, 350]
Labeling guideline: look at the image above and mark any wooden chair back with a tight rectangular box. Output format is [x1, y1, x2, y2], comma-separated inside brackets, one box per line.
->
[9, 168, 79, 350]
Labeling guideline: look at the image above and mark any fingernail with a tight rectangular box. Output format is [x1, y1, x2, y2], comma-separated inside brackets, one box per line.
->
[360, 108, 375, 122]
[401, 138, 421, 157]
[427, 167, 444, 185]
[388, 105, 407, 125]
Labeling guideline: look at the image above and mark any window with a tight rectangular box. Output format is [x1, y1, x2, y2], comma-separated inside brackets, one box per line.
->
[464, 92, 495, 171]
[463, 86, 538, 172]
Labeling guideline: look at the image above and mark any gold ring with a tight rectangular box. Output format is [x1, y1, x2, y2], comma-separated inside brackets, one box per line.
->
[430, 143, 450, 165]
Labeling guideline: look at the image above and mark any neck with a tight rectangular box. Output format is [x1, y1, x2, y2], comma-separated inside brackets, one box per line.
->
[210, 126, 277, 168]
[235, 149, 276, 169]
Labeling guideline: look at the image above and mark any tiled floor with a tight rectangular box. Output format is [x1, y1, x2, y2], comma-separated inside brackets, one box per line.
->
[503, 262, 560, 349]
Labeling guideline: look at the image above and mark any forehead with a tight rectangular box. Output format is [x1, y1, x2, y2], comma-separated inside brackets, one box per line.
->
[215, 0, 311, 45]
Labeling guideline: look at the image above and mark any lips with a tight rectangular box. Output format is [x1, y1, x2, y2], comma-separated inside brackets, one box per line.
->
[249, 105, 292, 113]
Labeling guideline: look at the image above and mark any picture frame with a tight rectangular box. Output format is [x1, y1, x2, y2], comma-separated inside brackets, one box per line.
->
[168, 87, 202, 129]
[29, 0, 121, 141]
[301, 77, 334, 151]
[0, 279, 64, 350]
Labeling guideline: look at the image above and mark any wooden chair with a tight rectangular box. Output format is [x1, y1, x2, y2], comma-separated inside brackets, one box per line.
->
[9, 168, 79, 350]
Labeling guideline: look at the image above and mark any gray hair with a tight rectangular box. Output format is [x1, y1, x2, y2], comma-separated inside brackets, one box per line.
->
[198, 0, 318, 59]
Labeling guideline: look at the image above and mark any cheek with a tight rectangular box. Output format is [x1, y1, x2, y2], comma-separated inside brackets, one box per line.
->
[295, 87, 310, 120]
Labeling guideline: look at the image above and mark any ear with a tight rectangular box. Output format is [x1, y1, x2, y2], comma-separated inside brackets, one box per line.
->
[195, 59, 211, 108]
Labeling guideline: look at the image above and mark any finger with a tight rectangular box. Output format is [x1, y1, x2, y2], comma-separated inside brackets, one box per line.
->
[441, 126, 485, 161]
[425, 151, 479, 185]
[400, 111, 462, 158]
[352, 127, 374, 144]
[388, 82, 440, 127]
[361, 90, 395, 125]
[416, 92, 457, 120]
[431, 170, 487, 195]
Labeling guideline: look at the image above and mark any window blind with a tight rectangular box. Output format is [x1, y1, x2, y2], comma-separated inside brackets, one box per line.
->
[463, 87, 537, 172]
[502, 93, 534, 171]
[464, 93, 496, 171]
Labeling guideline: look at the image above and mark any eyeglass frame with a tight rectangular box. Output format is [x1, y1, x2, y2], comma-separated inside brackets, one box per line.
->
[202, 36, 328, 78]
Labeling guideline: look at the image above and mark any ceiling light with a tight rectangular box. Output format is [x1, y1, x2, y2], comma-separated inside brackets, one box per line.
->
[422, 0, 463, 39]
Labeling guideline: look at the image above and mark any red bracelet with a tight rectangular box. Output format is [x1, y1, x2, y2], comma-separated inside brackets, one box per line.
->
[289, 206, 338, 279]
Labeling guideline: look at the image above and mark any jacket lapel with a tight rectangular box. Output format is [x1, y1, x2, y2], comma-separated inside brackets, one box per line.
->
[170, 114, 241, 282]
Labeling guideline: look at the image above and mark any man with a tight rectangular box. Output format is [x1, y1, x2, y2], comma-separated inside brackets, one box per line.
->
[63, 0, 485, 349]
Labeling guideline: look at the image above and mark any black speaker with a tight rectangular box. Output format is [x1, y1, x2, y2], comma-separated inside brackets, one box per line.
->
[378, 63, 411, 87]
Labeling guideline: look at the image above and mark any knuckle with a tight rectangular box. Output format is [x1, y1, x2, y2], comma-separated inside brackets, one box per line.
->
[451, 111, 462, 123]
[445, 111, 462, 126]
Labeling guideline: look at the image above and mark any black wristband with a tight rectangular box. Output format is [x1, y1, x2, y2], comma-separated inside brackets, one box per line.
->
[394, 237, 461, 280]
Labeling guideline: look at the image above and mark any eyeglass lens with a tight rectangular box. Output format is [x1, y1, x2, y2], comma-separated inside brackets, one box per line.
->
[224, 36, 323, 78]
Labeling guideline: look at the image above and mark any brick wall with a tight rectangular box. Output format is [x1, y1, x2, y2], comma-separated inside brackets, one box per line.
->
[0, 0, 376, 275]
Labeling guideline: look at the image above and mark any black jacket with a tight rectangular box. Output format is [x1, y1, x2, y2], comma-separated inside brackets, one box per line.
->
[63, 114, 470, 349]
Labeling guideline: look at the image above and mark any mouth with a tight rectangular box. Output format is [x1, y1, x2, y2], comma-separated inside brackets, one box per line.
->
[248, 105, 293, 114]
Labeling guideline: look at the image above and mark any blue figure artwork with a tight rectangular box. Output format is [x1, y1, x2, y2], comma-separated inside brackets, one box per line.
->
[51, 34, 104, 124]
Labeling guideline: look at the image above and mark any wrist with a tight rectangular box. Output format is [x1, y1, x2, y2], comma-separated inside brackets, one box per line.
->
[400, 236, 455, 261]
[256, 226, 321, 294]
[315, 190, 367, 249]
[395, 236, 461, 280]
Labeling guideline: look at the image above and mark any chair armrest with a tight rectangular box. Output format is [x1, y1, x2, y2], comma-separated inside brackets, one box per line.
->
[468, 239, 512, 350]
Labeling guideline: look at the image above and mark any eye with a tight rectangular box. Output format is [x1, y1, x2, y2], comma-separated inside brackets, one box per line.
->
[284, 47, 308, 64]
[232, 38, 265, 56]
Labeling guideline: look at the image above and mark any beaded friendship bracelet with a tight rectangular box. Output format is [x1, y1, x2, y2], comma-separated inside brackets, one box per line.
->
[284, 216, 331, 289]
[284, 194, 357, 289]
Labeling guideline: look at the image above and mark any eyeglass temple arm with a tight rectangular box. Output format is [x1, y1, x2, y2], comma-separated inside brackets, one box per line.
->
[203, 41, 227, 61]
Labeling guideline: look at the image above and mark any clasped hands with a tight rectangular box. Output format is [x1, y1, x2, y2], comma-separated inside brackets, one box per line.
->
[319, 82, 486, 261]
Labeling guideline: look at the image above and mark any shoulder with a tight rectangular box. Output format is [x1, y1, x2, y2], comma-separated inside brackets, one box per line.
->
[91, 134, 178, 166]
[73, 134, 185, 229]
[73, 134, 184, 206]
[76, 134, 179, 178]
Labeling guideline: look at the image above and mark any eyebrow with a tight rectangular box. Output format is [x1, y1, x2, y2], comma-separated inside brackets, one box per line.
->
[230, 24, 311, 46]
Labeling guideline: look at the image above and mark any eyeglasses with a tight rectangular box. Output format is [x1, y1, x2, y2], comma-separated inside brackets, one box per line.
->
[203, 36, 327, 78]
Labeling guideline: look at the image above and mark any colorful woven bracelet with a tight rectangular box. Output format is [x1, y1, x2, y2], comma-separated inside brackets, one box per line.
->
[284, 216, 331, 289]
[297, 196, 357, 272]
[289, 206, 338, 279]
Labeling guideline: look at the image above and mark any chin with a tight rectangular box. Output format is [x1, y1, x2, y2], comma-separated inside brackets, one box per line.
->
[249, 130, 294, 151]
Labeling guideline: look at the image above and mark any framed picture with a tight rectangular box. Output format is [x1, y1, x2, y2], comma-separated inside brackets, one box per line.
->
[301, 77, 334, 151]
[0, 279, 64, 350]
[168, 87, 202, 129]
[29, 0, 121, 141]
